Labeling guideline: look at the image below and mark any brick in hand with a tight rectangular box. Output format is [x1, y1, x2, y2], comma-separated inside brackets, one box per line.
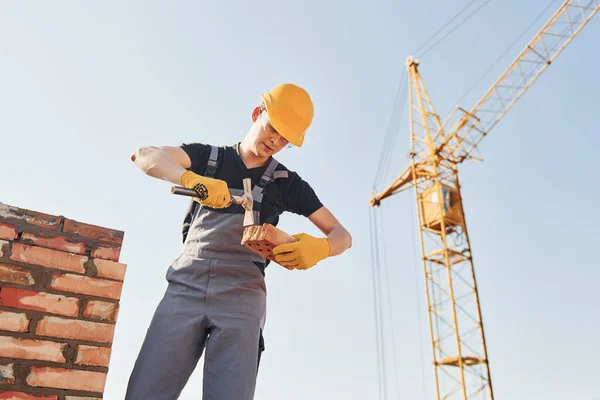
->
[241, 223, 297, 265]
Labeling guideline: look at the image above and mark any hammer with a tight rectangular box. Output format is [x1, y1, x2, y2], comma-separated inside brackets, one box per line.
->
[171, 178, 255, 226]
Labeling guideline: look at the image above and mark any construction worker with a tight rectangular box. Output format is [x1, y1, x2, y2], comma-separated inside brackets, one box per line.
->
[126, 83, 352, 399]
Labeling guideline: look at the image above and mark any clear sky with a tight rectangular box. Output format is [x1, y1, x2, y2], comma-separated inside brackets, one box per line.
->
[1, 1, 599, 399]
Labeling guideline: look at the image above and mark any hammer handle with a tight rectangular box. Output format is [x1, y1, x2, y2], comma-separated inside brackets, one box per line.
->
[170, 186, 245, 205]
[171, 186, 198, 197]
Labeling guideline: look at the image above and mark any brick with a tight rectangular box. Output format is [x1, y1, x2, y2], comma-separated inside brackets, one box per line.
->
[50, 274, 122, 300]
[0, 336, 66, 363]
[0, 224, 17, 241]
[0, 204, 62, 231]
[74, 345, 111, 367]
[0, 240, 8, 258]
[0, 363, 15, 385]
[65, 397, 101, 400]
[92, 259, 126, 281]
[26, 366, 106, 392]
[21, 232, 85, 256]
[0, 311, 30, 332]
[0, 264, 34, 286]
[241, 223, 297, 266]
[36, 316, 115, 343]
[0, 288, 79, 317]
[90, 245, 120, 262]
[10, 244, 86, 274]
[83, 300, 118, 323]
[63, 219, 123, 245]
[0, 392, 57, 400]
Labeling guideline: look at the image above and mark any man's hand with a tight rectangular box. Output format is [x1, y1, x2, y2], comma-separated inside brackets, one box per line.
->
[180, 170, 231, 209]
[272, 233, 330, 270]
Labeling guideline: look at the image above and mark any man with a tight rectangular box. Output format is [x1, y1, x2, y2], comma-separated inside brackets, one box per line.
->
[126, 83, 352, 399]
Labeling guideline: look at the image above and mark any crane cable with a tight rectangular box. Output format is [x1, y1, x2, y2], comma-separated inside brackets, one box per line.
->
[369, 191, 428, 400]
[369, 202, 404, 400]
[378, 204, 402, 400]
[414, 0, 493, 59]
[369, 206, 385, 400]
[411, 0, 481, 56]
[370, 65, 410, 399]
[370, 63, 409, 399]
[374, 68, 408, 190]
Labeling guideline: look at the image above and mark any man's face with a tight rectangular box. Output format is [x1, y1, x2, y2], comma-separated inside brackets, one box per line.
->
[249, 106, 289, 157]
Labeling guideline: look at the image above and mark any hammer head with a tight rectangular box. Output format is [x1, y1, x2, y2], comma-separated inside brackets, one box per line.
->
[231, 178, 254, 226]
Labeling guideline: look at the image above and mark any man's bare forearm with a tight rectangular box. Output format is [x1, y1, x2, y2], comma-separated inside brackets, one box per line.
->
[130, 146, 187, 184]
[327, 224, 352, 257]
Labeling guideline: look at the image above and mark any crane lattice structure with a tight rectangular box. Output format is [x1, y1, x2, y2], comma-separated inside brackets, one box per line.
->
[369, 1, 599, 399]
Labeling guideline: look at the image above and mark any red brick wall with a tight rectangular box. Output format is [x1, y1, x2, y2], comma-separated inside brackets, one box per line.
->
[0, 203, 126, 400]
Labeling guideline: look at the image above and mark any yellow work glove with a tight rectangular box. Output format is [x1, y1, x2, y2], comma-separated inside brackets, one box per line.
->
[272, 233, 330, 270]
[180, 170, 231, 209]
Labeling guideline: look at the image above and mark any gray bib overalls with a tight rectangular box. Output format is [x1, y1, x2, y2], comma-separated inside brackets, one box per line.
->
[125, 145, 287, 400]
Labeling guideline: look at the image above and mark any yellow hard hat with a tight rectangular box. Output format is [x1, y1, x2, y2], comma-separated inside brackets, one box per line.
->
[260, 83, 314, 147]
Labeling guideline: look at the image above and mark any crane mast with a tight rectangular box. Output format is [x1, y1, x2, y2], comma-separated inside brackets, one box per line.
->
[369, 1, 599, 399]
[408, 57, 494, 400]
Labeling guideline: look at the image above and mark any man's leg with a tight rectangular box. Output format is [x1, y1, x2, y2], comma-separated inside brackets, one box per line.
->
[201, 315, 263, 400]
[201, 261, 267, 400]
[125, 267, 209, 399]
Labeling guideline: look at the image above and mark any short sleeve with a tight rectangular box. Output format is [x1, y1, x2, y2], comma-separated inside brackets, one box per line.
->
[284, 173, 323, 217]
[179, 142, 211, 174]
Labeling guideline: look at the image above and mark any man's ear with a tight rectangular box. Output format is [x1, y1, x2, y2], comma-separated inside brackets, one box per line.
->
[251, 106, 261, 123]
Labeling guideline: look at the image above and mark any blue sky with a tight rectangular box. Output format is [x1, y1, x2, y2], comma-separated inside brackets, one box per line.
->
[1, 1, 599, 399]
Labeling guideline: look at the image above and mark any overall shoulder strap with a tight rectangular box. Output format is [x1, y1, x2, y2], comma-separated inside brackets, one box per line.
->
[252, 158, 279, 201]
[257, 158, 281, 188]
[204, 145, 220, 178]
[182, 144, 223, 243]
[250, 158, 289, 225]
[272, 170, 288, 179]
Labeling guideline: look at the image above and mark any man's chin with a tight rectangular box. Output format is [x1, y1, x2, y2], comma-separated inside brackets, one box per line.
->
[252, 149, 269, 158]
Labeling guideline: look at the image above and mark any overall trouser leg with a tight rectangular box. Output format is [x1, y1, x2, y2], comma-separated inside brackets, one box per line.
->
[201, 259, 266, 400]
[125, 259, 211, 399]
[125, 256, 266, 400]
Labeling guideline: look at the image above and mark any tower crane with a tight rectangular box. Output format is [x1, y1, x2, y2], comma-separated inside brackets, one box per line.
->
[369, 1, 599, 399]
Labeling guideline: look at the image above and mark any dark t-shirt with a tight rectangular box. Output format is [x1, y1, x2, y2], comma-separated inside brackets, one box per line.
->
[179, 142, 323, 238]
